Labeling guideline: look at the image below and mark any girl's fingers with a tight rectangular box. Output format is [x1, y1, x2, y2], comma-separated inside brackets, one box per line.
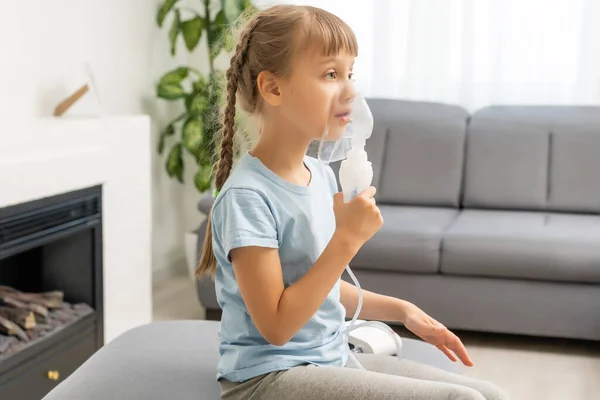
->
[447, 335, 474, 367]
[436, 345, 458, 362]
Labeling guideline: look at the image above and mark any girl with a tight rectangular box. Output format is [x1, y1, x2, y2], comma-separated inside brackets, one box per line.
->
[196, 4, 509, 400]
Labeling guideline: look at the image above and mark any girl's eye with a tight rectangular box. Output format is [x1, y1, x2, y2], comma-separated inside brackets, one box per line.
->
[325, 71, 354, 80]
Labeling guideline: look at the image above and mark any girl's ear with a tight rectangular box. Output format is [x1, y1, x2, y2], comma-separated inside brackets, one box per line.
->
[256, 70, 283, 106]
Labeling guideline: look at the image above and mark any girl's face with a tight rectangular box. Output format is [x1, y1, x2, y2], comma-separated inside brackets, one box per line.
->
[279, 48, 357, 142]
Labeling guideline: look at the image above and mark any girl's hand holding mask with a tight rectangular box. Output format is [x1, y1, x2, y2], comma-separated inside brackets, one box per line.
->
[333, 186, 383, 249]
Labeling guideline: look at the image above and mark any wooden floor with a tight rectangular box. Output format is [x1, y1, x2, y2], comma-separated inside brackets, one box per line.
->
[153, 272, 600, 400]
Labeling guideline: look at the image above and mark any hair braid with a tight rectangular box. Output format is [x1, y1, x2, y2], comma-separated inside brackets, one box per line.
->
[215, 16, 260, 190]
[196, 15, 261, 279]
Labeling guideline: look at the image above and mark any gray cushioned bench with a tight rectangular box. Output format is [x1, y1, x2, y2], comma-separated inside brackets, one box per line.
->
[42, 320, 460, 400]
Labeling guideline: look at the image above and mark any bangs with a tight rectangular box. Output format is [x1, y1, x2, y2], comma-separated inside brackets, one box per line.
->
[296, 8, 358, 57]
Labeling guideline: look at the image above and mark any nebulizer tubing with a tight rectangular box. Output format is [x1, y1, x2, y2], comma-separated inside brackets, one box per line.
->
[315, 85, 402, 370]
[343, 265, 403, 370]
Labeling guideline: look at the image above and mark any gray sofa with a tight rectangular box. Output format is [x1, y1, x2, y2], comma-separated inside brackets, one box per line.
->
[197, 99, 600, 341]
[42, 320, 459, 400]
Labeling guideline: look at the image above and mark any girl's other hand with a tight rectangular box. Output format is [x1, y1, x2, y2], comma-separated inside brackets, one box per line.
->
[403, 304, 475, 367]
[333, 186, 383, 247]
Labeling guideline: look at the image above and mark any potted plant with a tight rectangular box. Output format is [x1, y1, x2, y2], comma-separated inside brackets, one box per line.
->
[155, 0, 257, 279]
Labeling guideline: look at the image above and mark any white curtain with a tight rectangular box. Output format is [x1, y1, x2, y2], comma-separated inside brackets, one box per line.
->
[255, 0, 600, 111]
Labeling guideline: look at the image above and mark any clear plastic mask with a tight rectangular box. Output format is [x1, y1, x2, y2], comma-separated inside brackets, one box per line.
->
[307, 83, 374, 165]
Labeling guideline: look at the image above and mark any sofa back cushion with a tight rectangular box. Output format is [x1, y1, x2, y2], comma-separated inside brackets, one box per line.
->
[367, 99, 469, 207]
[463, 106, 600, 212]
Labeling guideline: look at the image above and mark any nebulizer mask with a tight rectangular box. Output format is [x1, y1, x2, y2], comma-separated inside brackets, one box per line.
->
[310, 82, 403, 370]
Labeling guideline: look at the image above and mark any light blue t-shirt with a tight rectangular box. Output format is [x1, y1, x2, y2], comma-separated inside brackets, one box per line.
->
[210, 151, 348, 383]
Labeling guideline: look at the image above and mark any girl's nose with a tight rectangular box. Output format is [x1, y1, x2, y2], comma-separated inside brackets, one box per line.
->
[340, 80, 357, 103]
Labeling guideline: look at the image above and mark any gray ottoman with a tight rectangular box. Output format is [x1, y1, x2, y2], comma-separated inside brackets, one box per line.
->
[43, 320, 460, 400]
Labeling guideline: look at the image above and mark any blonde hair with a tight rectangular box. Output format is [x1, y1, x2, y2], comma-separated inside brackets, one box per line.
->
[195, 5, 358, 279]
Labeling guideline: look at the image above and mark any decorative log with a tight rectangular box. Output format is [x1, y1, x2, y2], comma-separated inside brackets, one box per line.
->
[0, 286, 63, 309]
[39, 291, 64, 309]
[0, 295, 48, 320]
[0, 316, 28, 341]
[0, 302, 95, 357]
[0, 307, 36, 329]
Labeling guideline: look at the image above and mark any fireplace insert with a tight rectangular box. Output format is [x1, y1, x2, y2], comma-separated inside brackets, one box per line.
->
[0, 186, 103, 399]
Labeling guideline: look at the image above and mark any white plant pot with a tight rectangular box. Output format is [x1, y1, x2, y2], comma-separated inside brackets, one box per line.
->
[184, 230, 199, 280]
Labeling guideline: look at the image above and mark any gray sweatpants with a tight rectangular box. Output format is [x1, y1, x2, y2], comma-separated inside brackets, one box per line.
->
[220, 353, 509, 400]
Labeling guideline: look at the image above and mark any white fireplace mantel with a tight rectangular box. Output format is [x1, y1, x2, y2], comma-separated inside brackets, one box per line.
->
[0, 115, 153, 344]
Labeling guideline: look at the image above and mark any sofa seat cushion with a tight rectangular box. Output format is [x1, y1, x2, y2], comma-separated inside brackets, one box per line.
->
[43, 321, 460, 400]
[441, 210, 600, 283]
[351, 206, 458, 274]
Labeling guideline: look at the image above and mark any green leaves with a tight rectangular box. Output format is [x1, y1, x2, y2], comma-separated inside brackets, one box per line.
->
[169, 9, 181, 56]
[209, 10, 228, 59]
[241, 0, 257, 13]
[192, 75, 207, 94]
[158, 123, 175, 154]
[214, 0, 257, 55]
[182, 117, 203, 153]
[166, 144, 184, 183]
[157, 0, 180, 27]
[222, 0, 241, 24]
[159, 0, 254, 59]
[181, 16, 204, 51]
[157, 83, 185, 99]
[186, 93, 208, 116]
[156, 1, 256, 193]
[222, 0, 255, 23]
[161, 66, 189, 83]
[207, 71, 225, 103]
[213, 8, 228, 29]
[157, 67, 188, 99]
[186, 76, 208, 115]
[194, 164, 213, 192]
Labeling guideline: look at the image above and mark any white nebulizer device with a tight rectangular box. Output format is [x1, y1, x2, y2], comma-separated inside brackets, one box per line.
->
[338, 95, 375, 204]
[311, 89, 403, 370]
